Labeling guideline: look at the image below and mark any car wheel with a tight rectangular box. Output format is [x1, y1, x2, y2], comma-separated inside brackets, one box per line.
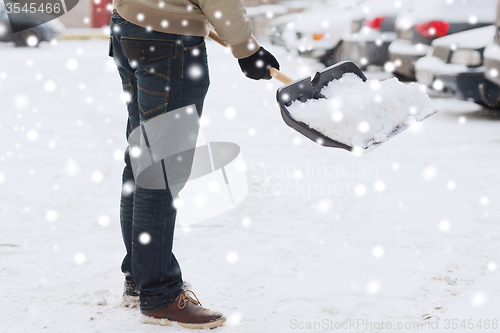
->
[15, 30, 41, 47]
[319, 48, 335, 67]
[332, 41, 347, 64]
[319, 42, 346, 67]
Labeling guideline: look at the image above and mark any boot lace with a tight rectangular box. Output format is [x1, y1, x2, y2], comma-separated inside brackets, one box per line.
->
[175, 290, 202, 309]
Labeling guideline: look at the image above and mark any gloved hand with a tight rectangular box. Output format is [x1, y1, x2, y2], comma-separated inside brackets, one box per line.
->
[238, 47, 280, 80]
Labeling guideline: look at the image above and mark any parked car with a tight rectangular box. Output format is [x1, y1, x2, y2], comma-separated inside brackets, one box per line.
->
[0, 5, 64, 47]
[277, 0, 365, 66]
[341, 0, 413, 69]
[415, 25, 499, 106]
[388, 0, 496, 80]
[481, 0, 500, 108]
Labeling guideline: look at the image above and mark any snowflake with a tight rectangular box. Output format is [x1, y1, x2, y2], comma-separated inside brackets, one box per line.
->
[241, 217, 251, 227]
[98, 215, 110, 227]
[365, 279, 381, 294]
[91, 171, 104, 183]
[372, 246, 384, 258]
[66, 59, 78, 71]
[224, 107, 236, 119]
[139, 232, 151, 244]
[44, 81, 56, 92]
[354, 184, 367, 196]
[438, 219, 451, 232]
[74, 252, 87, 264]
[26, 130, 38, 142]
[422, 165, 438, 180]
[226, 251, 238, 264]
[373, 180, 386, 192]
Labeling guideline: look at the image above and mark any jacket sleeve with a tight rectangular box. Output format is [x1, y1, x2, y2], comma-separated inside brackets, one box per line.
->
[196, 0, 260, 59]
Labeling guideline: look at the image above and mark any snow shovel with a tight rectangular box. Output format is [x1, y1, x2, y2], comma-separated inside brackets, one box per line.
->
[208, 31, 433, 153]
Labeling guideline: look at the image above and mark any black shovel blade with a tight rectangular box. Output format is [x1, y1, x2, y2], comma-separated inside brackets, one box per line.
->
[276, 61, 367, 152]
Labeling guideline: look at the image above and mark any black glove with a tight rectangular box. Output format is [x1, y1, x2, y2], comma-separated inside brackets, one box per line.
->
[238, 47, 280, 80]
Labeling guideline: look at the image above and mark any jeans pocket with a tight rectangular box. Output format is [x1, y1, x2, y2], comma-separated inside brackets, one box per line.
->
[121, 37, 177, 121]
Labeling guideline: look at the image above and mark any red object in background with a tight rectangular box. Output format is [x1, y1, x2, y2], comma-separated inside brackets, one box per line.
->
[364, 16, 387, 30]
[415, 21, 450, 38]
[92, 0, 113, 28]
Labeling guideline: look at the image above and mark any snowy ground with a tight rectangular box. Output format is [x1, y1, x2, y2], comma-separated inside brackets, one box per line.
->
[1, 38, 499, 333]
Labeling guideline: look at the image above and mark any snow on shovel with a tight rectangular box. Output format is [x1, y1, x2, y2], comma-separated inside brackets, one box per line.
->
[209, 31, 438, 154]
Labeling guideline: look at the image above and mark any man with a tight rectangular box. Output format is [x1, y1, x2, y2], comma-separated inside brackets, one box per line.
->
[109, 0, 280, 329]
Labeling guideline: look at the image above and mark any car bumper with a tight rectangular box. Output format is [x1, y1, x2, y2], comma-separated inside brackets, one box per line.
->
[388, 40, 429, 79]
[343, 40, 392, 67]
[415, 55, 493, 103]
[484, 43, 500, 86]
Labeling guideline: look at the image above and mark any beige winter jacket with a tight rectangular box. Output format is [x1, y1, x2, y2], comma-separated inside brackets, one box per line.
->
[112, 0, 260, 58]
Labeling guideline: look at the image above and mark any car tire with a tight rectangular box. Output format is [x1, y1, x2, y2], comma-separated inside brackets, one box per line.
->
[332, 41, 347, 64]
[319, 42, 346, 67]
[14, 30, 41, 47]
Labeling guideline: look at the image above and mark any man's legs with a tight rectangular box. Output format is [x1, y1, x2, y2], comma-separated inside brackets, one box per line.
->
[111, 11, 210, 311]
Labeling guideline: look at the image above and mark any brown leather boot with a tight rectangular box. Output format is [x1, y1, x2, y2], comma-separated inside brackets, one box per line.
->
[141, 290, 226, 329]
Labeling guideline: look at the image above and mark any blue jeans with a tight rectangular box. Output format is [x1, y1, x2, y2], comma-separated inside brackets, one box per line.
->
[110, 11, 210, 311]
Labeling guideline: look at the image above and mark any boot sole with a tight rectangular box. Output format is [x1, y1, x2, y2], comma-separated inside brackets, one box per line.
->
[141, 314, 226, 329]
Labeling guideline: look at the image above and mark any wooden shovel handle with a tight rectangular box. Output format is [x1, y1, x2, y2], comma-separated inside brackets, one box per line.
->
[269, 68, 294, 85]
[208, 30, 294, 85]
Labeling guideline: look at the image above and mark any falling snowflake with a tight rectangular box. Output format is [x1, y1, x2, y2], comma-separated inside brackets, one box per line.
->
[438, 220, 451, 232]
[226, 313, 242, 327]
[487, 262, 497, 272]
[372, 246, 384, 258]
[46, 210, 58, 222]
[224, 107, 237, 119]
[358, 121, 370, 133]
[13, 94, 28, 109]
[315, 199, 332, 214]
[188, 65, 203, 79]
[226, 251, 238, 264]
[422, 165, 438, 181]
[373, 180, 386, 192]
[26, 130, 38, 142]
[173, 197, 184, 209]
[139, 232, 151, 244]
[98, 215, 110, 227]
[66, 59, 78, 71]
[64, 159, 80, 176]
[122, 181, 134, 195]
[446, 181, 456, 190]
[432, 80, 444, 91]
[74, 252, 87, 264]
[44, 81, 56, 92]
[331, 110, 343, 122]
[365, 279, 381, 294]
[384, 61, 395, 72]
[91, 171, 104, 183]
[354, 184, 367, 196]
[128, 146, 141, 158]
[471, 292, 487, 307]
[480, 196, 490, 206]
[241, 217, 251, 227]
